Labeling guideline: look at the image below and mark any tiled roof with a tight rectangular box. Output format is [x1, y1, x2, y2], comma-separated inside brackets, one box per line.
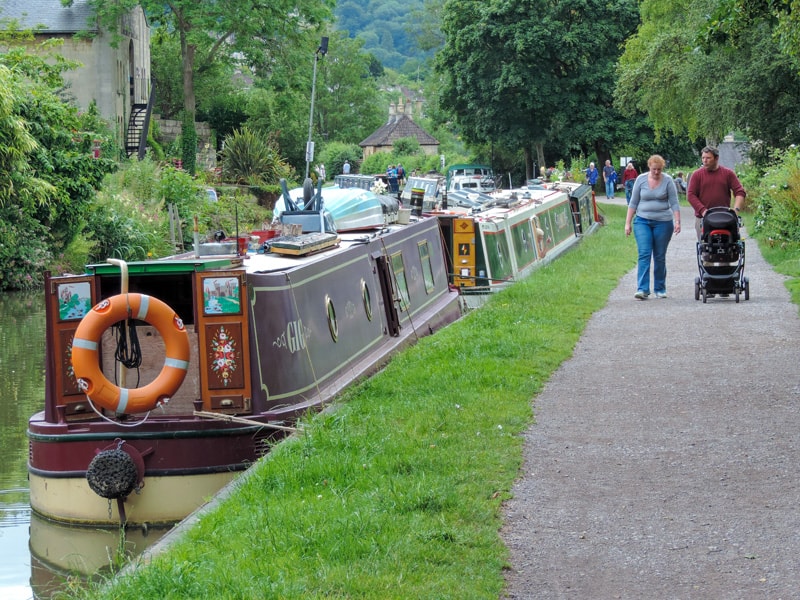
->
[359, 114, 439, 148]
[1, 0, 96, 33]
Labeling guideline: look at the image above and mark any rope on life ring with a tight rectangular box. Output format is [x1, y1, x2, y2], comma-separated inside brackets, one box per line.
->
[72, 293, 190, 414]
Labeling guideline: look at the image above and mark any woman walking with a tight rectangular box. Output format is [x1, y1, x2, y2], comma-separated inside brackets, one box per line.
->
[624, 155, 681, 299]
[622, 162, 638, 205]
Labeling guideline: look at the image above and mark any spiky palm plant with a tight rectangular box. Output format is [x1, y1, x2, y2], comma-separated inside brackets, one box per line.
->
[220, 127, 293, 185]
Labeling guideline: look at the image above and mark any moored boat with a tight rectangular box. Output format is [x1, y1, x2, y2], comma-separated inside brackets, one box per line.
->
[445, 163, 497, 193]
[28, 182, 461, 527]
[432, 180, 598, 305]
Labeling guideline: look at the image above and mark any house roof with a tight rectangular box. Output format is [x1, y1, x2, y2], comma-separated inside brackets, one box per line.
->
[359, 114, 439, 148]
[1, 0, 97, 33]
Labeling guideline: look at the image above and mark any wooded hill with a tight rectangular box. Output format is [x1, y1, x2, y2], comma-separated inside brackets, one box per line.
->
[335, 0, 435, 73]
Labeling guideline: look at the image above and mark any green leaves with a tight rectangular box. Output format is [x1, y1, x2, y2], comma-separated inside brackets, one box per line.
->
[0, 48, 115, 290]
[437, 0, 640, 167]
[221, 127, 293, 186]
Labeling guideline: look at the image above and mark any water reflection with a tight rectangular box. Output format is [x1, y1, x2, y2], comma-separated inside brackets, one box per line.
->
[0, 291, 167, 599]
[29, 513, 171, 598]
[0, 291, 44, 600]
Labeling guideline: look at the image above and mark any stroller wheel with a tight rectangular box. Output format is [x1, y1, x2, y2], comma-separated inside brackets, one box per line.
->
[694, 277, 700, 301]
[702, 287, 707, 303]
[735, 288, 740, 303]
[744, 277, 750, 301]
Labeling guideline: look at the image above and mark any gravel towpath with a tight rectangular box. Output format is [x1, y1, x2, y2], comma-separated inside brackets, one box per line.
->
[501, 201, 800, 599]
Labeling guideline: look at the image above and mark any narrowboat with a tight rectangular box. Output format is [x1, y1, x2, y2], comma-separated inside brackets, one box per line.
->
[433, 181, 598, 304]
[28, 181, 462, 527]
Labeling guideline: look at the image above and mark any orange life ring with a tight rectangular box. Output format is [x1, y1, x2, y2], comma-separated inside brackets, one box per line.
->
[71, 293, 190, 414]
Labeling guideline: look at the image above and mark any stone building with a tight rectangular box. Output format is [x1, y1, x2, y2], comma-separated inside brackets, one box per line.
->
[359, 97, 439, 158]
[1, 0, 151, 156]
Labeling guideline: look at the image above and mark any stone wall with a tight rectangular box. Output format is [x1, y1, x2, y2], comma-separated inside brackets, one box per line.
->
[153, 116, 217, 170]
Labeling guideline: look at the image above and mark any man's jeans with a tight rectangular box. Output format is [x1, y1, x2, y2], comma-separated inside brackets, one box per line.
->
[605, 179, 615, 198]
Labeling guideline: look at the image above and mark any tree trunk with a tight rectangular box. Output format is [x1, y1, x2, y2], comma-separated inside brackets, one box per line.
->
[524, 147, 532, 183]
[534, 141, 545, 180]
[180, 28, 197, 174]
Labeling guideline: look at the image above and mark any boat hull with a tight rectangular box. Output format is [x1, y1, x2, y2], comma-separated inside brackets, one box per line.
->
[30, 217, 461, 527]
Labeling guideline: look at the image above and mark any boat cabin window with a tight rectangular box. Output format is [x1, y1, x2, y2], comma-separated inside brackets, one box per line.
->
[390, 252, 410, 312]
[98, 273, 196, 325]
[418, 241, 435, 294]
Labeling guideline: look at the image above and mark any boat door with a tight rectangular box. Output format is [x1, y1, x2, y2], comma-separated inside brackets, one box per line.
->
[452, 218, 477, 288]
[194, 271, 253, 414]
[375, 255, 401, 336]
[44, 273, 100, 421]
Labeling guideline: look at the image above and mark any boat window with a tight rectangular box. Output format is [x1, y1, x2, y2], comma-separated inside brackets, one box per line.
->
[361, 279, 373, 321]
[390, 252, 410, 312]
[325, 295, 338, 342]
[418, 241, 435, 294]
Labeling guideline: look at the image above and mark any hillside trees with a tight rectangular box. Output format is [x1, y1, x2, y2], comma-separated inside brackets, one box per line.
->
[336, 0, 434, 74]
[71, 0, 335, 174]
[436, 0, 639, 178]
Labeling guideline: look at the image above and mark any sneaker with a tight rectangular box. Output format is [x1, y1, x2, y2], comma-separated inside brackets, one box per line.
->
[655, 292, 667, 299]
[634, 291, 649, 300]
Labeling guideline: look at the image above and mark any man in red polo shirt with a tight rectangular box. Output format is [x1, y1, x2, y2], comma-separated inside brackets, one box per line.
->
[687, 145, 746, 241]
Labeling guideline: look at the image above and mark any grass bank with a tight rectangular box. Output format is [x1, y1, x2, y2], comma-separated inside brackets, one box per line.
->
[745, 213, 800, 309]
[77, 204, 636, 600]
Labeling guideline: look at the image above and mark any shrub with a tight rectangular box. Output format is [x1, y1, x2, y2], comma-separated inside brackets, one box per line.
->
[392, 137, 422, 156]
[221, 127, 293, 185]
[318, 141, 362, 178]
[0, 207, 51, 290]
[748, 147, 800, 243]
[84, 192, 173, 262]
[195, 189, 273, 240]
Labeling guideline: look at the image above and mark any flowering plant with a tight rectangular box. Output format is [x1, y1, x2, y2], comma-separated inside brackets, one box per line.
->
[370, 179, 388, 195]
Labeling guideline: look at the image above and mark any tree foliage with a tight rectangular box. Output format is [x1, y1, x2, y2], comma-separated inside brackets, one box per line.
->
[704, 0, 800, 69]
[71, 0, 335, 173]
[0, 43, 116, 290]
[314, 31, 386, 146]
[336, 0, 435, 74]
[616, 0, 800, 151]
[436, 0, 639, 177]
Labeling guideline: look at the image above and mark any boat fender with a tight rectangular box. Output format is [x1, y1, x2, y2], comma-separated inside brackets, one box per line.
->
[72, 293, 190, 414]
[531, 218, 547, 259]
[86, 447, 140, 500]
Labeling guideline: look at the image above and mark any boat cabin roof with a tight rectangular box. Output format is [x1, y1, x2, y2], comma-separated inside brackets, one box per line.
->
[86, 257, 242, 276]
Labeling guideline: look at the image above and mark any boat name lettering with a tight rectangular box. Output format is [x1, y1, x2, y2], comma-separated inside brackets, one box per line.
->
[286, 319, 306, 353]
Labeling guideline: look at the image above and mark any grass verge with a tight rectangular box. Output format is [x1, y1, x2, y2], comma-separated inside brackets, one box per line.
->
[75, 204, 636, 600]
[743, 213, 800, 310]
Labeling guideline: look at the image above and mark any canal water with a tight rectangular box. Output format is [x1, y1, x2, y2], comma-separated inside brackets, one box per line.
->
[0, 292, 167, 599]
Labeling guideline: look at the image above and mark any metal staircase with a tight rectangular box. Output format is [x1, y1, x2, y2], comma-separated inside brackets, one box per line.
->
[125, 85, 155, 159]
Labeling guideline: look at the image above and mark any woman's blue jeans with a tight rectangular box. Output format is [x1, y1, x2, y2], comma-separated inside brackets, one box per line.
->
[633, 216, 674, 294]
[625, 180, 634, 205]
